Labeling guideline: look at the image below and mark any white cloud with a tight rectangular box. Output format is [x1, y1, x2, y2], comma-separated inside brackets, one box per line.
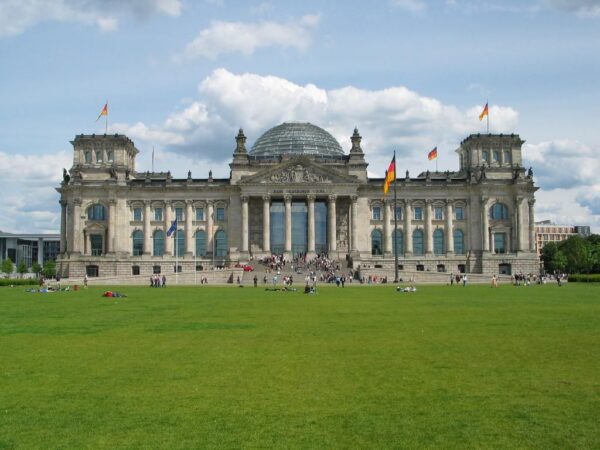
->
[176, 14, 321, 60]
[0, 0, 182, 37]
[545, 0, 600, 17]
[390, 0, 427, 12]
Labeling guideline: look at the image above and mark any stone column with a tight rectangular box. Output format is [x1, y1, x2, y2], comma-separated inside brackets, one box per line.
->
[164, 201, 173, 255]
[328, 195, 337, 253]
[350, 196, 358, 253]
[185, 200, 193, 256]
[307, 195, 316, 253]
[481, 197, 490, 252]
[445, 200, 454, 255]
[262, 195, 270, 253]
[284, 195, 292, 254]
[528, 199, 536, 252]
[384, 200, 392, 254]
[206, 201, 214, 256]
[404, 200, 413, 255]
[425, 200, 433, 254]
[107, 200, 116, 254]
[241, 196, 249, 253]
[59, 200, 67, 254]
[72, 199, 82, 254]
[143, 201, 151, 255]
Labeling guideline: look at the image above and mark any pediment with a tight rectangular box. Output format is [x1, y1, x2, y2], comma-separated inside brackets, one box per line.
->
[239, 158, 357, 185]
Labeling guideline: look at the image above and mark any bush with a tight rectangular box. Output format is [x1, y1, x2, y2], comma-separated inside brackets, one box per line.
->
[0, 279, 39, 287]
[567, 274, 600, 283]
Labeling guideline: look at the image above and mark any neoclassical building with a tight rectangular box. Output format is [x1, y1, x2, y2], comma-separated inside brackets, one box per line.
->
[56, 122, 539, 278]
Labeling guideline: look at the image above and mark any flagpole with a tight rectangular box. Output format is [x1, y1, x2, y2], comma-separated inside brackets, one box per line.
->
[393, 150, 399, 283]
[152, 146, 155, 173]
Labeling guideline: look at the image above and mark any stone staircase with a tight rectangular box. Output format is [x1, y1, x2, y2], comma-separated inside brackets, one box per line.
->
[357, 268, 511, 285]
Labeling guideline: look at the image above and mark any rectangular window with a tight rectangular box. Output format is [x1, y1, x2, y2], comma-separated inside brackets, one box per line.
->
[196, 208, 204, 221]
[434, 207, 443, 220]
[372, 206, 381, 221]
[175, 207, 184, 222]
[414, 207, 423, 221]
[107, 151, 114, 163]
[395, 207, 402, 220]
[216, 207, 225, 221]
[455, 207, 464, 220]
[154, 207, 163, 221]
[494, 233, 506, 254]
[133, 208, 142, 221]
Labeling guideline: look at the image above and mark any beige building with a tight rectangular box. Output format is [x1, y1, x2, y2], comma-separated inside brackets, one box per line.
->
[57, 122, 539, 278]
[535, 220, 591, 255]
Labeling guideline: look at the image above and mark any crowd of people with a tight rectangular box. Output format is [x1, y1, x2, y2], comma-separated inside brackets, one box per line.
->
[150, 274, 167, 288]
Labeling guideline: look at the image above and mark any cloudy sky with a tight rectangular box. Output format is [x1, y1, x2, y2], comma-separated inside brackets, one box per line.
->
[1, 0, 599, 233]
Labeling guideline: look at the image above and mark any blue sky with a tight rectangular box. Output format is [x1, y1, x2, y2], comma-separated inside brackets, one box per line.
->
[1, 0, 599, 233]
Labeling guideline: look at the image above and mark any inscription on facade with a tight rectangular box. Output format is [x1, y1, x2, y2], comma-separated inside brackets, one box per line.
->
[265, 164, 330, 184]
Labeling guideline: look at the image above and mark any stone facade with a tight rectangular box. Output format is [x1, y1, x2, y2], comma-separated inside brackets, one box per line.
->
[57, 125, 539, 279]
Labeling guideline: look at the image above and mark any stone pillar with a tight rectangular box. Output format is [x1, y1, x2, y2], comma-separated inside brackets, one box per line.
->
[404, 200, 413, 255]
[481, 197, 490, 252]
[307, 195, 316, 253]
[241, 196, 249, 253]
[384, 200, 392, 254]
[284, 195, 292, 254]
[350, 196, 358, 253]
[425, 200, 433, 254]
[107, 200, 116, 254]
[262, 195, 270, 253]
[528, 199, 536, 252]
[72, 199, 82, 254]
[59, 200, 67, 254]
[143, 201, 152, 255]
[445, 200, 454, 255]
[206, 201, 214, 257]
[185, 200, 193, 256]
[164, 201, 173, 255]
[328, 195, 337, 253]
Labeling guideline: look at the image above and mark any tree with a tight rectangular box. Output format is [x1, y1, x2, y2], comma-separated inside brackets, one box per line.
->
[2, 258, 14, 277]
[31, 262, 42, 278]
[541, 242, 561, 273]
[17, 261, 28, 278]
[559, 235, 591, 273]
[42, 260, 56, 278]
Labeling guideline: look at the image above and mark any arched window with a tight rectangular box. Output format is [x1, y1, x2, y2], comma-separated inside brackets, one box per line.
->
[87, 204, 106, 220]
[371, 229, 382, 255]
[95, 150, 103, 163]
[392, 229, 404, 254]
[195, 230, 206, 256]
[413, 229, 424, 256]
[493, 150, 499, 162]
[153, 230, 165, 256]
[132, 230, 144, 256]
[503, 150, 511, 164]
[107, 150, 114, 163]
[453, 229, 465, 255]
[433, 229, 444, 255]
[84, 151, 92, 164]
[215, 230, 227, 257]
[175, 229, 185, 256]
[482, 151, 489, 163]
[490, 203, 509, 220]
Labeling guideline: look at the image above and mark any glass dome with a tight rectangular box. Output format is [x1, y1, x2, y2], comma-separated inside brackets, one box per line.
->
[250, 122, 344, 158]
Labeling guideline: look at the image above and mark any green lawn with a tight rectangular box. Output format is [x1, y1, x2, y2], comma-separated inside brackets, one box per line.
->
[1, 283, 599, 449]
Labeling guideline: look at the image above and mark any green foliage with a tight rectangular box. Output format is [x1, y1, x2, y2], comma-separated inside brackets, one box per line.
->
[567, 273, 600, 282]
[31, 262, 42, 277]
[545, 234, 600, 274]
[42, 260, 56, 278]
[16, 261, 28, 277]
[1, 258, 14, 275]
[0, 278, 38, 286]
[0, 285, 599, 448]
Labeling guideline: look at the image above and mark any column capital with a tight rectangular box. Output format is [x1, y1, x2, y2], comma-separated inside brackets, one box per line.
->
[403, 199, 412, 207]
[73, 199, 82, 206]
[262, 194, 270, 202]
[109, 199, 117, 206]
[144, 199, 152, 206]
[59, 199, 67, 207]
[283, 194, 292, 203]
[185, 199, 194, 206]
[306, 194, 316, 202]
[446, 198, 454, 205]
[164, 199, 172, 206]
[241, 195, 249, 203]
[528, 198, 536, 206]
[328, 194, 337, 203]
[480, 196, 489, 204]
[350, 195, 358, 203]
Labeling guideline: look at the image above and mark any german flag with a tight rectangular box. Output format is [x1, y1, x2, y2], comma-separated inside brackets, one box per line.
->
[479, 102, 489, 121]
[96, 102, 108, 122]
[428, 147, 438, 160]
[383, 155, 396, 195]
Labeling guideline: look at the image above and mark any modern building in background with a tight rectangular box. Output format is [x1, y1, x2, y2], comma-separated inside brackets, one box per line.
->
[57, 123, 539, 278]
[0, 231, 60, 268]
[535, 220, 592, 254]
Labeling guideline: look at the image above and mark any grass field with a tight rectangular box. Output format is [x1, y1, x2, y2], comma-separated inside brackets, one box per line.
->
[1, 283, 599, 449]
